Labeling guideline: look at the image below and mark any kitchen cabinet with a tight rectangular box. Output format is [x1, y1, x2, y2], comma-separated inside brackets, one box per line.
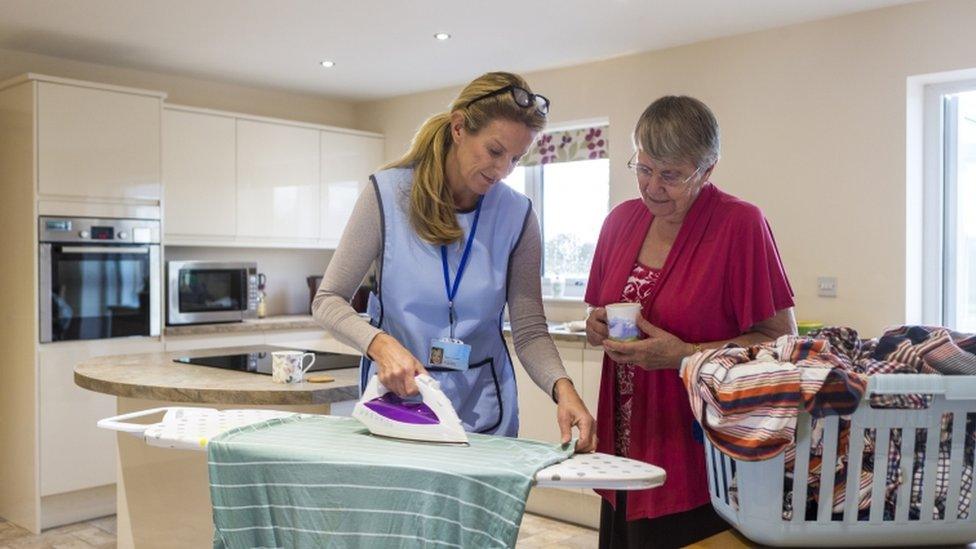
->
[161, 104, 383, 248]
[37, 337, 163, 528]
[38, 81, 162, 201]
[319, 131, 384, 247]
[236, 119, 320, 242]
[581, 345, 604, 414]
[513, 341, 584, 445]
[162, 108, 236, 238]
[511, 338, 603, 445]
[510, 336, 604, 528]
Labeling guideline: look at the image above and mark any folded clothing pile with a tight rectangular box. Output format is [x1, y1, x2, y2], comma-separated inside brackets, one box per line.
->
[681, 325, 976, 521]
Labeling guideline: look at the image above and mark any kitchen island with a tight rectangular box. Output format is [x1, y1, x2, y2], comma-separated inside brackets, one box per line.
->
[75, 346, 361, 549]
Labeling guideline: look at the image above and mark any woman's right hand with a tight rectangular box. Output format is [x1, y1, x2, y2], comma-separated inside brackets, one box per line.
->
[366, 333, 428, 396]
[585, 307, 609, 347]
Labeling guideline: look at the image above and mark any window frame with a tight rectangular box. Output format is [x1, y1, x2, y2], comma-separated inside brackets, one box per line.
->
[921, 78, 976, 328]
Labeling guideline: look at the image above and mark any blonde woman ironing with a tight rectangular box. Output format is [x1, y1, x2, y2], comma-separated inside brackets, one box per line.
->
[313, 72, 596, 451]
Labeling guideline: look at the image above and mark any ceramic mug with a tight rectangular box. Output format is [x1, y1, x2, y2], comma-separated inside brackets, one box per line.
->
[606, 302, 641, 341]
[271, 351, 316, 383]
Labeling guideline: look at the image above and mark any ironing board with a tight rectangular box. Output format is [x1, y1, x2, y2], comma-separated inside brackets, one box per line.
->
[98, 407, 666, 490]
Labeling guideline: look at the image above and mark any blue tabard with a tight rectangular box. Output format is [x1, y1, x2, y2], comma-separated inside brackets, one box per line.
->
[362, 168, 532, 436]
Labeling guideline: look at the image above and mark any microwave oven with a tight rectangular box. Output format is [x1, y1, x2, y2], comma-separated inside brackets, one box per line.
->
[167, 261, 259, 325]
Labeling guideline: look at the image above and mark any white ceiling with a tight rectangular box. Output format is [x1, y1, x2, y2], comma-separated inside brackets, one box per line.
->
[0, 0, 918, 101]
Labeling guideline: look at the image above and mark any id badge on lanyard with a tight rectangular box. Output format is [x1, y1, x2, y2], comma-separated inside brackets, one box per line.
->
[428, 198, 482, 371]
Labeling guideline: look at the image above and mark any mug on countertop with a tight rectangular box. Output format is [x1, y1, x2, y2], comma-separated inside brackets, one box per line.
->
[271, 351, 316, 384]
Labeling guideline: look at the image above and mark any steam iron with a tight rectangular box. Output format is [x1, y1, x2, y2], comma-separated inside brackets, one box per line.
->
[353, 374, 469, 444]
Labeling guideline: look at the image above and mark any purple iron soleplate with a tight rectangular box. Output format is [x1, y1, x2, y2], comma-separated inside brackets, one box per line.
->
[363, 393, 440, 425]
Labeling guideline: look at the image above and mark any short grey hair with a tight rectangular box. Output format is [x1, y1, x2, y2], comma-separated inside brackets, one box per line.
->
[633, 96, 720, 169]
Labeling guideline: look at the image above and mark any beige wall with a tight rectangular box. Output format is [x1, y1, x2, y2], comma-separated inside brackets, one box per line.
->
[355, 0, 976, 335]
[0, 47, 358, 128]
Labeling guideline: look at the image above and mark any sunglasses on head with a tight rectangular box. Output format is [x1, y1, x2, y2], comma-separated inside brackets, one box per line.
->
[466, 85, 550, 115]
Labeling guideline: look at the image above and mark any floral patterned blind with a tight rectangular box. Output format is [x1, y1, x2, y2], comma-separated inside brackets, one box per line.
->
[521, 125, 608, 167]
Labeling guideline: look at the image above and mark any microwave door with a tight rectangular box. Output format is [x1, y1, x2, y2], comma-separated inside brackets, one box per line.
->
[168, 267, 250, 325]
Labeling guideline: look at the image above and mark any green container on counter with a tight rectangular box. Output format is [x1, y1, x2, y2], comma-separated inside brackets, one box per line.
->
[797, 321, 824, 336]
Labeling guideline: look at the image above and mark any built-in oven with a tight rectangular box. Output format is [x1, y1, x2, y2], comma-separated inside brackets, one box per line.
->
[167, 261, 259, 325]
[39, 216, 161, 343]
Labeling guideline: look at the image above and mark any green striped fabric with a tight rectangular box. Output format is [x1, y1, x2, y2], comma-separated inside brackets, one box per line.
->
[207, 415, 573, 548]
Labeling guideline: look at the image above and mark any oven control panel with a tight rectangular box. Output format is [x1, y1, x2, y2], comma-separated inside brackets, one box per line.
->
[39, 217, 160, 244]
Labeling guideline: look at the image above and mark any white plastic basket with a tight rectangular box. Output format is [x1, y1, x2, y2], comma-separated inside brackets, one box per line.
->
[706, 374, 976, 546]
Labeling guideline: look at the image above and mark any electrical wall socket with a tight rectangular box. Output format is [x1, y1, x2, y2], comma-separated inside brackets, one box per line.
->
[817, 276, 837, 298]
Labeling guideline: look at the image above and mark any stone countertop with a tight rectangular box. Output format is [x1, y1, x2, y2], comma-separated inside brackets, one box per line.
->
[164, 314, 321, 337]
[503, 322, 587, 343]
[166, 314, 588, 343]
[74, 346, 360, 406]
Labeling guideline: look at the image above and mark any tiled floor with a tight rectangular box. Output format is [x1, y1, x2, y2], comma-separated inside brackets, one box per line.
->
[0, 516, 115, 549]
[0, 513, 596, 548]
[517, 514, 599, 548]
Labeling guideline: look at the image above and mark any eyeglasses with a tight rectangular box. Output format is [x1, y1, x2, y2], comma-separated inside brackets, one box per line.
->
[466, 85, 550, 115]
[627, 153, 701, 187]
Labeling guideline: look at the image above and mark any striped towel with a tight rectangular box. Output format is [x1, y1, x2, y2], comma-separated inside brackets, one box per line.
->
[207, 415, 572, 548]
[680, 335, 867, 461]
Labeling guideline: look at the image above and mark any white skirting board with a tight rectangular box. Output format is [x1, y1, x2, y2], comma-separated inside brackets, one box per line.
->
[40, 484, 116, 530]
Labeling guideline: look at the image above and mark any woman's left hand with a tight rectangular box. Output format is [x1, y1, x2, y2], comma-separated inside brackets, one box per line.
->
[553, 379, 598, 453]
[601, 315, 691, 370]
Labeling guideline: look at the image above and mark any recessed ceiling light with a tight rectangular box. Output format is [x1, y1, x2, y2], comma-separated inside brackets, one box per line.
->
[434, 33, 451, 41]
[320, 60, 336, 68]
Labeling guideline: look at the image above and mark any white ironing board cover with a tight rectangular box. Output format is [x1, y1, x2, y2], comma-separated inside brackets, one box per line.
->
[145, 408, 295, 450]
[99, 407, 665, 490]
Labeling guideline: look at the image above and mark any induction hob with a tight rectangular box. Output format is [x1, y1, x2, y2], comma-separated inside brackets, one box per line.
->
[174, 346, 360, 375]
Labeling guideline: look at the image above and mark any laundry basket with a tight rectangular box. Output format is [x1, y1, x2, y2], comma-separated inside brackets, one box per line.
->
[705, 374, 976, 546]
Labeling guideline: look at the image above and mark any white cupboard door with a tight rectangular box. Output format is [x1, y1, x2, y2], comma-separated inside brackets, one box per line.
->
[581, 346, 605, 416]
[38, 82, 161, 201]
[512, 342, 584, 444]
[319, 131, 383, 247]
[39, 339, 162, 497]
[38, 349, 117, 495]
[163, 109, 236, 237]
[237, 120, 320, 240]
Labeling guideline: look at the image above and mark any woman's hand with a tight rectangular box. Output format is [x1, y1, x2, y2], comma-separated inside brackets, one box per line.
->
[366, 333, 429, 396]
[553, 379, 598, 453]
[585, 307, 609, 347]
[601, 315, 693, 371]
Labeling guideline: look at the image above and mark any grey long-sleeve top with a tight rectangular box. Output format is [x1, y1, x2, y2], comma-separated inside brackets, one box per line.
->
[311, 183, 570, 398]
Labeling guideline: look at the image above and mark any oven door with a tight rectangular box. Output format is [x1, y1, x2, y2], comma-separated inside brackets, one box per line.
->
[39, 244, 161, 342]
[167, 264, 253, 325]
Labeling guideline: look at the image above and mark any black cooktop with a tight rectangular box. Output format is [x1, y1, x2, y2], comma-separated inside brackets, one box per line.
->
[174, 346, 359, 375]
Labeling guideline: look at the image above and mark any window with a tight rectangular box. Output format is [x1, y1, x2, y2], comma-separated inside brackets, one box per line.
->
[946, 90, 976, 331]
[921, 81, 976, 331]
[506, 123, 610, 299]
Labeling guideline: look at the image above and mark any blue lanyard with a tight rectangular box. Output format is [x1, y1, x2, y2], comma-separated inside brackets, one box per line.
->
[440, 198, 483, 339]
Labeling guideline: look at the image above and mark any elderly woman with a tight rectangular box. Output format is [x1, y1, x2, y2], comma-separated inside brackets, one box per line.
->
[585, 96, 797, 548]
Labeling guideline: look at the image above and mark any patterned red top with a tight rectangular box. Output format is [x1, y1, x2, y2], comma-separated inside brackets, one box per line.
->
[615, 262, 661, 457]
